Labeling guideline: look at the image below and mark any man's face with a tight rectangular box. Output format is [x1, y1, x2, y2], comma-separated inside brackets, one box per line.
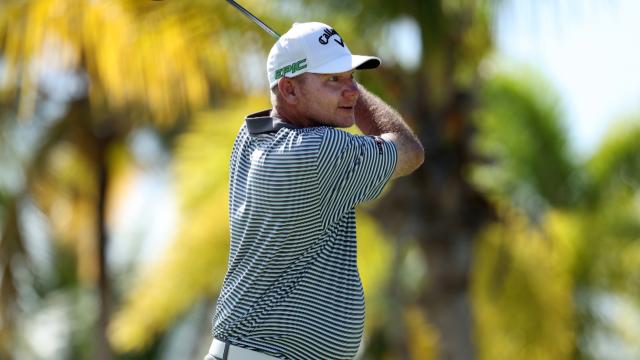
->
[294, 71, 360, 128]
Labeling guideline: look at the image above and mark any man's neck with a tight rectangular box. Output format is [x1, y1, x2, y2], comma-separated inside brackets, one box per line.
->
[271, 106, 316, 128]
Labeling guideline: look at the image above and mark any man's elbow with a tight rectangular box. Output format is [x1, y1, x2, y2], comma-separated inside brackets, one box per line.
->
[392, 140, 424, 179]
[408, 141, 425, 173]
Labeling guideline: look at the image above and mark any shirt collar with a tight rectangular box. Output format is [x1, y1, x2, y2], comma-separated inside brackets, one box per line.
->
[245, 109, 300, 135]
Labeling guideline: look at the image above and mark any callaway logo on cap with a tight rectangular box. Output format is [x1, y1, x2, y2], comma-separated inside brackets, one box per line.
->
[266, 22, 381, 88]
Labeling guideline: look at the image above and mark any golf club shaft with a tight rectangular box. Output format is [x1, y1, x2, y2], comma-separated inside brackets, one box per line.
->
[226, 0, 280, 39]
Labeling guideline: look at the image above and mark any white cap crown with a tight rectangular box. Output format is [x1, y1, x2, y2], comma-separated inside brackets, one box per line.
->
[267, 22, 380, 88]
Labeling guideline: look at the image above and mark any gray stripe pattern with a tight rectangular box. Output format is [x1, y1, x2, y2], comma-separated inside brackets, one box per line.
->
[212, 125, 397, 359]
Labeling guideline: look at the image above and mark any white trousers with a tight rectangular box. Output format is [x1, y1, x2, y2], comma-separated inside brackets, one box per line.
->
[203, 339, 280, 360]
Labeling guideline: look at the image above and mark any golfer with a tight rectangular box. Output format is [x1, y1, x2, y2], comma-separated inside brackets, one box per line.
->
[204, 22, 424, 360]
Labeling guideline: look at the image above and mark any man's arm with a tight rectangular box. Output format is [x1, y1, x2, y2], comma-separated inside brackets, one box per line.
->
[354, 84, 424, 179]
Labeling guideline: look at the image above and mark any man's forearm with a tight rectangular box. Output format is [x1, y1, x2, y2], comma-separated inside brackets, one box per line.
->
[354, 84, 425, 178]
[354, 84, 411, 136]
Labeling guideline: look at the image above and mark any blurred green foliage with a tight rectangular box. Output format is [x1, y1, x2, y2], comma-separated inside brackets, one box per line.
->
[472, 70, 579, 213]
[472, 69, 640, 359]
[472, 208, 576, 359]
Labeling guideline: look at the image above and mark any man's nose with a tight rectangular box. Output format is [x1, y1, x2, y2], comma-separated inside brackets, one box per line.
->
[343, 80, 359, 99]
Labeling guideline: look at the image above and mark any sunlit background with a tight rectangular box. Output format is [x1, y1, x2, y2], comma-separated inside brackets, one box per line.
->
[1, 1, 639, 359]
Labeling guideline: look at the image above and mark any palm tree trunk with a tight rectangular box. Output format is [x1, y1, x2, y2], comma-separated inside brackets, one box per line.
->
[374, 82, 494, 359]
[387, 240, 412, 360]
[420, 237, 475, 360]
[418, 91, 494, 360]
[95, 129, 114, 360]
[0, 199, 21, 359]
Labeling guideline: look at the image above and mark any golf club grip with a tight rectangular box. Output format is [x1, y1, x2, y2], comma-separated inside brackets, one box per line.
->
[226, 0, 280, 39]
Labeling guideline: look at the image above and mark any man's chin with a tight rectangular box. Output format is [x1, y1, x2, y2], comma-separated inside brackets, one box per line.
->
[337, 115, 356, 128]
[334, 121, 355, 128]
[311, 115, 354, 128]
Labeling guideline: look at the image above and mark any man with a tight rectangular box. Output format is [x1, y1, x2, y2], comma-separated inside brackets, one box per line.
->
[205, 22, 424, 360]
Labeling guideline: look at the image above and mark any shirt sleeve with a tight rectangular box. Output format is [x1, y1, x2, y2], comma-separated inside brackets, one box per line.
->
[317, 128, 397, 224]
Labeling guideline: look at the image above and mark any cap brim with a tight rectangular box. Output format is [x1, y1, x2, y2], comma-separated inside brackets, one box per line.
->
[310, 54, 381, 74]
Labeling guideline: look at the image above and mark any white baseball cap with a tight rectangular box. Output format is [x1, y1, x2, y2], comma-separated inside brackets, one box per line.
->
[266, 22, 381, 88]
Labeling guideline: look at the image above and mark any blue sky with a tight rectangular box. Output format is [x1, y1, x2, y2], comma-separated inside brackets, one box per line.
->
[495, 0, 640, 156]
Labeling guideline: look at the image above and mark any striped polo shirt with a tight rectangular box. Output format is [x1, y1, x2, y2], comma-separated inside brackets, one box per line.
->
[212, 110, 397, 359]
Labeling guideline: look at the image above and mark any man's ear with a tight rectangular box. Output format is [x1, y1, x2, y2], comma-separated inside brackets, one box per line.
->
[278, 77, 298, 104]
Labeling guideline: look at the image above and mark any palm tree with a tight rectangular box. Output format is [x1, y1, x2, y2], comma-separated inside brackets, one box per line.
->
[0, 0, 283, 358]
[472, 69, 640, 359]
